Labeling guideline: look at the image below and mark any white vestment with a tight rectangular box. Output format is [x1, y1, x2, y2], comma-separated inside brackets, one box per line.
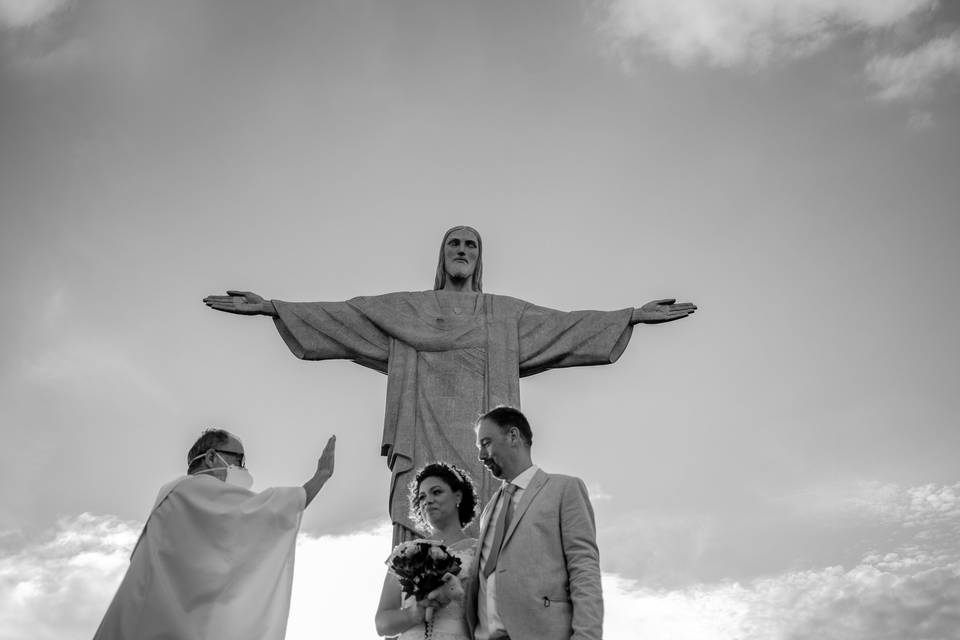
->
[93, 474, 306, 640]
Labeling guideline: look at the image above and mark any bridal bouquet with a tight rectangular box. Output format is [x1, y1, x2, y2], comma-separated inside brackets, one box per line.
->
[385, 539, 464, 603]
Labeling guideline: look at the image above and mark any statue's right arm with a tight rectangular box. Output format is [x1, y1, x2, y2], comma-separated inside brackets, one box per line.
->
[207, 291, 391, 366]
[203, 290, 279, 317]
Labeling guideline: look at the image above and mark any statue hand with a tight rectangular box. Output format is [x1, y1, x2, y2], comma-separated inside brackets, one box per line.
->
[203, 290, 276, 316]
[633, 298, 697, 324]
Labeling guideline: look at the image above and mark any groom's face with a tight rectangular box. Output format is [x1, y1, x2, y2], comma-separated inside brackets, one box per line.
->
[476, 419, 511, 480]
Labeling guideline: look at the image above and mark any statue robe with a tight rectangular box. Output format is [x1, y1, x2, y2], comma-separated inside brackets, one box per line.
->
[93, 475, 305, 640]
[272, 291, 633, 542]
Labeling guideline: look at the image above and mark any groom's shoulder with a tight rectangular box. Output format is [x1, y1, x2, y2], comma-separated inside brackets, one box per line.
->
[540, 471, 587, 492]
[542, 471, 582, 483]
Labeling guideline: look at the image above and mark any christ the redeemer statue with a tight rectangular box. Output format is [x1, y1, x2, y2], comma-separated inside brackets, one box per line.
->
[204, 226, 696, 543]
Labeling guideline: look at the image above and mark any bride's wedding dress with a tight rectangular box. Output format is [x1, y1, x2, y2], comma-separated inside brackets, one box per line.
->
[399, 539, 476, 640]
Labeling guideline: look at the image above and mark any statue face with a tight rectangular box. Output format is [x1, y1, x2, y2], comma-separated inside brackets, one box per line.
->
[442, 228, 480, 282]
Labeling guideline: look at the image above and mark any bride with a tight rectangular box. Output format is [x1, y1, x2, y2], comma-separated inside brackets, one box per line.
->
[375, 462, 478, 640]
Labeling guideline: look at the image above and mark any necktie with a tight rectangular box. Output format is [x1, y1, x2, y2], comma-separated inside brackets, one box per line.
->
[483, 483, 518, 579]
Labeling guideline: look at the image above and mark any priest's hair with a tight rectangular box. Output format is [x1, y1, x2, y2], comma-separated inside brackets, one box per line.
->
[186, 428, 232, 473]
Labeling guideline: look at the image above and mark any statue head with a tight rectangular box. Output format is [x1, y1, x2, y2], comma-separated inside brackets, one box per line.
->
[433, 226, 483, 292]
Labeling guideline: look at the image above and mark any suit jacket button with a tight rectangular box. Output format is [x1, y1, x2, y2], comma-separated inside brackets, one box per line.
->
[543, 597, 550, 607]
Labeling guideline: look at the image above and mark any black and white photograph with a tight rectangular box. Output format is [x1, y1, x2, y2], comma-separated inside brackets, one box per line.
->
[1, 0, 959, 638]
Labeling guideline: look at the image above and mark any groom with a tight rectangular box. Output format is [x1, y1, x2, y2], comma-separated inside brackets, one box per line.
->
[466, 406, 603, 640]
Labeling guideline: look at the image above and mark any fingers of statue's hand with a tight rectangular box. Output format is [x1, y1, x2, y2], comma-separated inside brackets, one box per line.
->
[203, 295, 246, 308]
[204, 301, 237, 311]
[205, 301, 258, 315]
[226, 290, 264, 303]
[640, 299, 674, 314]
[656, 310, 694, 323]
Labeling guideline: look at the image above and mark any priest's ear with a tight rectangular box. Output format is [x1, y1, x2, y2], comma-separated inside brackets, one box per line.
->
[201, 448, 217, 468]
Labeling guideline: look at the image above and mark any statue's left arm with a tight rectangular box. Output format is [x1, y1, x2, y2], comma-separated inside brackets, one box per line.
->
[517, 303, 634, 376]
[517, 298, 696, 376]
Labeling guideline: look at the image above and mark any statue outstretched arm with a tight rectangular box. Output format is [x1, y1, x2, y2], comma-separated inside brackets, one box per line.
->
[206, 291, 394, 368]
[631, 298, 697, 325]
[203, 290, 279, 317]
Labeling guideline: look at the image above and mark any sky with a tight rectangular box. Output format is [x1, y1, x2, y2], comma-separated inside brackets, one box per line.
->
[1, 0, 959, 638]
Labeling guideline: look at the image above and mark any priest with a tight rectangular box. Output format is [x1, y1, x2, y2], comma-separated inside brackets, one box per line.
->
[93, 429, 336, 640]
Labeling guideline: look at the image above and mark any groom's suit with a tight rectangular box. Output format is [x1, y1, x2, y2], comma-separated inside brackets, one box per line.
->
[465, 467, 603, 640]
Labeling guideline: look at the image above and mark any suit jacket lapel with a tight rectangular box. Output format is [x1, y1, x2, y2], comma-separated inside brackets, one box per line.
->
[468, 487, 501, 609]
[477, 486, 501, 544]
[501, 469, 547, 548]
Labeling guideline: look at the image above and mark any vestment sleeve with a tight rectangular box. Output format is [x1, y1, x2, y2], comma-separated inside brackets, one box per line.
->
[517, 304, 634, 377]
[560, 477, 603, 640]
[168, 480, 307, 556]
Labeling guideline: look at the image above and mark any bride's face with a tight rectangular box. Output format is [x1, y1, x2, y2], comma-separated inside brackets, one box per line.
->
[417, 476, 462, 530]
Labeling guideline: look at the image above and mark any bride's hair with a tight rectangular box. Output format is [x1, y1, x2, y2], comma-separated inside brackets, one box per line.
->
[408, 462, 478, 531]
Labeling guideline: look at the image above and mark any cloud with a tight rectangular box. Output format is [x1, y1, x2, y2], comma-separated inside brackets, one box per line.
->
[0, 514, 137, 640]
[599, 511, 716, 587]
[599, 0, 937, 68]
[603, 574, 750, 640]
[866, 30, 960, 101]
[588, 482, 613, 502]
[3, 487, 959, 640]
[907, 110, 935, 129]
[845, 480, 960, 529]
[287, 525, 395, 639]
[772, 479, 960, 529]
[0, 0, 70, 29]
[603, 555, 960, 639]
